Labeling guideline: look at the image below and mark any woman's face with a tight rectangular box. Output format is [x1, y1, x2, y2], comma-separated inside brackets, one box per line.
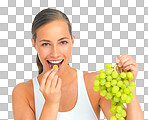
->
[31, 19, 75, 75]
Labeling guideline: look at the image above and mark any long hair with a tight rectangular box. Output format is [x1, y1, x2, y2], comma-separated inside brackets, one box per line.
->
[31, 8, 72, 74]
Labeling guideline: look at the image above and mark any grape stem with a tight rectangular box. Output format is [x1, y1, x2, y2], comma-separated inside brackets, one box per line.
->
[114, 63, 127, 73]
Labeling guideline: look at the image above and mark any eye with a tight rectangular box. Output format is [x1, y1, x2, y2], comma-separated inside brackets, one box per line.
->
[61, 41, 68, 44]
[42, 43, 50, 46]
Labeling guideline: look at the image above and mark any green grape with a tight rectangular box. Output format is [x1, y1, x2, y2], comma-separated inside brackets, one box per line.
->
[121, 84, 127, 89]
[106, 93, 113, 100]
[100, 79, 106, 85]
[116, 76, 121, 81]
[129, 92, 134, 98]
[128, 86, 135, 92]
[105, 81, 111, 87]
[99, 73, 106, 79]
[129, 82, 136, 87]
[107, 75, 112, 82]
[116, 91, 121, 97]
[99, 69, 106, 73]
[112, 71, 119, 78]
[110, 105, 117, 113]
[100, 85, 107, 90]
[113, 96, 120, 102]
[93, 86, 100, 91]
[116, 106, 123, 113]
[112, 86, 119, 93]
[95, 75, 100, 80]
[120, 72, 126, 79]
[100, 89, 107, 96]
[107, 87, 112, 92]
[106, 63, 112, 69]
[105, 69, 112, 75]
[53, 65, 58, 69]
[94, 80, 100, 86]
[111, 79, 117, 86]
[121, 94, 128, 101]
[110, 116, 117, 120]
[112, 101, 116, 105]
[121, 109, 127, 117]
[120, 99, 126, 104]
[118, 117, 125, 120]
[112, 93, 116, 96]
[125, 96, 131, 103]
[124, 88, 130, 94]
[117, 81, 123, 87]
[123, 80, 129, 86]
[116, 113, 122, 118]
[127, 72, 134, 80]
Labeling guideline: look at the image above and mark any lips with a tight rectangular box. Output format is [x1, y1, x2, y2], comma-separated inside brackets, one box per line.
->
[47, 59, 64, 69]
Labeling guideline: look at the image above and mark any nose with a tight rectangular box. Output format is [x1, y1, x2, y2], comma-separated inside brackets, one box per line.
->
[50, 45, 60, 58]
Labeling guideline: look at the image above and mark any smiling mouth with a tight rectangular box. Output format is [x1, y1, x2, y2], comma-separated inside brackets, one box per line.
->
[47, 59, 64, 69]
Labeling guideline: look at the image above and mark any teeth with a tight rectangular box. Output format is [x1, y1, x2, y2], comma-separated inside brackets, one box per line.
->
[48, 60, 63, 64]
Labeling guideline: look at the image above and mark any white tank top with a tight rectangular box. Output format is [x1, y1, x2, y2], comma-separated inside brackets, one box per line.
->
[32, 69, 98, 120]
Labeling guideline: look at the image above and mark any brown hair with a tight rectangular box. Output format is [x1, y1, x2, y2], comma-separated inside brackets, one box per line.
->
[31, 8, 72, 74]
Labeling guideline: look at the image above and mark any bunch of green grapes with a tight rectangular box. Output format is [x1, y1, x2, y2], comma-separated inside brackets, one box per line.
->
[93, 63, 136, 120]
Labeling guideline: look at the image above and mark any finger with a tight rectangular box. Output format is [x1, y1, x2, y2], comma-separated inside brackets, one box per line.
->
[46, 69, 58, 85]
[123, 60, 136, 68]
[56, 78, 62, 91]
[40, 69, 54, 90]
[119, 57, 130, 67]
[119, 53, 128, 61]
[50, 75, 58, 89]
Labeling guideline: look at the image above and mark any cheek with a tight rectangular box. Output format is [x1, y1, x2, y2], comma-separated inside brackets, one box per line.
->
[60, 45, 72, 56]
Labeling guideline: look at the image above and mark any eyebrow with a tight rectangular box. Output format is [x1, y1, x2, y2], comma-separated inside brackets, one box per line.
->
[40, 37, 69, 42]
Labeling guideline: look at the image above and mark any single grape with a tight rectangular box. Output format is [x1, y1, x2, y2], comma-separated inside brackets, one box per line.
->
[95, 75, 100, 80]
[125, 96, 131, 103]
[99, 69, 106, 73]
[117, 102, 124, 109]
[106, 63, 112, 69]
[111, 79, 117, 86]
[105, 81, 111, 87]
[121, 84, 127, 89]
[107, 87, 112, 92]
[94, 80, 100, 86]
[116, 113, 122, 118]
[99, 73, 106, 79]
[121, 109, 127, 117]
[107, 75, 112, 82]
[110, 105, 117, 113]
[93, 86, 100, 91]
[129, 92, 134, 98]
[100, 89, 107, 96]
[100, 85, 107, 90]
[120, 99, 126, 104]
[112, 86, 119, 93]
[127, 72, 134, 80]
[120, 89, 124, 93]
[53, 64, 58, 69]
[123, 80, 129, 86]
[120, 72, 126, 79]
[124, 88, 130, 94]
[116, 106, 123, 113]
[105, 69, 112, 75]
[128, 86, 135, 92]
[100, 79, 106, 85]
[113, 96, 120, 102]
[129, 82, 136, 87]
[112, 71, 119, 78]
[110, 116, 117, 120]
[116, 91, 121, 97]
[117, 81, 123, 87]
[121, 94, 128, 101]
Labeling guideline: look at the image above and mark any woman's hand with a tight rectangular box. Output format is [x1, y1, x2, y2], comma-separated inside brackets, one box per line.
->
[39, 69, 62, 106]
[115, 53, 139, 83]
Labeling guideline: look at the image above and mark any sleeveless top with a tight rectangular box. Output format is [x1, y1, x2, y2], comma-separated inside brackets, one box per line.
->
[32, 69, 98, 120]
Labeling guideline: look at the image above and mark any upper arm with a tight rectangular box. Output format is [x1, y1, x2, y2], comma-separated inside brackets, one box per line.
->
[99, 94, 127, 120]
[12, 83, 35, 120]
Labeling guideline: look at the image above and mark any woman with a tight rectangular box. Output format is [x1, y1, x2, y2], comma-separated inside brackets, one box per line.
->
[12, 8, 144, 120]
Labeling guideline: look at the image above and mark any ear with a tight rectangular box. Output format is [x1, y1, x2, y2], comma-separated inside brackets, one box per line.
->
[31, 38, 37, 51]
[72, 35, 75, 46]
